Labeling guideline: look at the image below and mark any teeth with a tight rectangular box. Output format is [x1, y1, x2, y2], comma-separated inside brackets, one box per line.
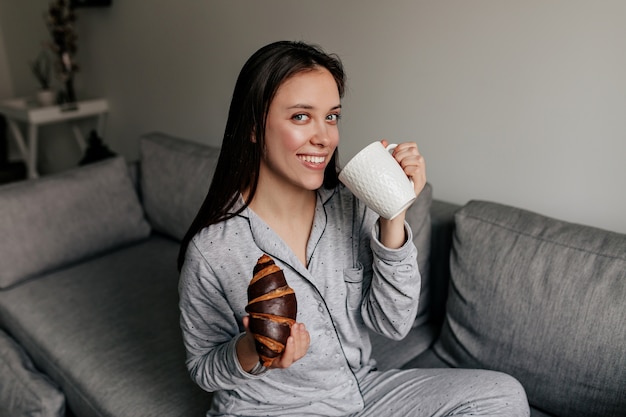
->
[299, 155, 325, 164]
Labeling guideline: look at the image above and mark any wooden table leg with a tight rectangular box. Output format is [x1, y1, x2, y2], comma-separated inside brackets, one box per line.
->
[7, 120, 28, 162]
[6, 119, 39, 179]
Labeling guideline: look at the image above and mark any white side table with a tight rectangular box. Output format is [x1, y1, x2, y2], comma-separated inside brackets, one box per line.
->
[0, 98, 109, 179]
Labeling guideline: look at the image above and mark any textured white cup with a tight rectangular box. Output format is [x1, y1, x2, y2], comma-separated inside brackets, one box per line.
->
[339, 142, 416, 220]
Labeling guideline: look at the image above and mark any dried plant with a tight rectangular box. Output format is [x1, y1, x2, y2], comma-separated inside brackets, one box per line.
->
[42, 0, 79, 104]
[45, 0, 79, 79]
[30, 49, 53, 90]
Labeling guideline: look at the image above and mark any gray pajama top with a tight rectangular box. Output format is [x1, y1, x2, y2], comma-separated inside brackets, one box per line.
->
[178, 185, 420, 416]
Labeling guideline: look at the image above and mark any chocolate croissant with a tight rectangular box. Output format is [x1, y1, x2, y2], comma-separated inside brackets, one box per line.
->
[245, 254, 297, 367]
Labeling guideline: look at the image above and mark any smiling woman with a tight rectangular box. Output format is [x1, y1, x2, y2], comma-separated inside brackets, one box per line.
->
[249, 67, 341, 265]
[260, 67, 341, 196]
[176, 40, 529, 416]
[177, 41, 347, 271]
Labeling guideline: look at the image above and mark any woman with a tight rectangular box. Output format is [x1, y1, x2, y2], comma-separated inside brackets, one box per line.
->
[178, 40, 529, 416]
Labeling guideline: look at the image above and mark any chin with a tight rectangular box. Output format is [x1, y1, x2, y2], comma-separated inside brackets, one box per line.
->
[301, 177, 325, 191]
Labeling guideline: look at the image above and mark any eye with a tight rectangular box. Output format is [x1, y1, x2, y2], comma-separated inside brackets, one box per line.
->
[326, 113, 342, 124]
[292, 113, 310, 122]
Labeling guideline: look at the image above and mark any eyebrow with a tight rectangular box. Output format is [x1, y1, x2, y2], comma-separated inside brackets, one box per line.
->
[288, 104, 342, 111]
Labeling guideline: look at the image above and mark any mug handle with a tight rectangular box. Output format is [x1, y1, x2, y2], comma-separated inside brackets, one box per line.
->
[385, 143, 398, 153]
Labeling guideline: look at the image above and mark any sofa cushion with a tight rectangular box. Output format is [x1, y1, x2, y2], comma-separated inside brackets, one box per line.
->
[0, 328, 65, 417]
[423, 199, 459, 326]
[0, 237, 212, 417]
[434, 200, 626, 417]
[0, 157, 151, 289]
[140, 132, 220, 241]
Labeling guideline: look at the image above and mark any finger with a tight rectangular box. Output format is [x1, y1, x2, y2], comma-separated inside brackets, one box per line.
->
[291, 323, 310, 360]
[283, 324, 304, 364]
[399, 154, 426, 194]
[283, 336, 298, 366]
[400, 153, 425, 172]
[388, 144, 418, 167]
[271, 323, 309, 368]
[407, 166, 427, 195]
[393, 142, 420, 159]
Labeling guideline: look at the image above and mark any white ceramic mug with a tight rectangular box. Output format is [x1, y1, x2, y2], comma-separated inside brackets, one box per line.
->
[339, 142, 416, 220]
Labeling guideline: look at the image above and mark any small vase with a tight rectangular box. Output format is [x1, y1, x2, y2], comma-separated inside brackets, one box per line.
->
[64, 76, 76, 103]
[59, 75, 78, 111]
[36, 89, 56, 107]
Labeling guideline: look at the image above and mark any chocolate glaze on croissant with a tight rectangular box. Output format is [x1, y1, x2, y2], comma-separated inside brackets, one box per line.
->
[245, 254, 297, 366]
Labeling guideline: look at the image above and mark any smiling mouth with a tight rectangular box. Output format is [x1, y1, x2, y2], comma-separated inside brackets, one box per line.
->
[298, 155, 326, 164]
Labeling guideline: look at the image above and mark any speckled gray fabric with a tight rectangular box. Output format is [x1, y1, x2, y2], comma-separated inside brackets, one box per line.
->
[139, 132, 220, 241]
[436, 200, 626, 417]
[179, 186, 420, 415]
[0, 237, 212, 417]
[0, 329, 65, 417]
[0, 157, 150, 289]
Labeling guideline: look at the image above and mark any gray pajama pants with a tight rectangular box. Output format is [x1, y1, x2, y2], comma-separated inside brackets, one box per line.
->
[350, 368, 530, 417]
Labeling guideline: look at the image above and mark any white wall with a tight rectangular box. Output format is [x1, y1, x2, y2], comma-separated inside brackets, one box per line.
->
[0, 0, 61, 162]
[2, 1, 625, 233]
[0, 0, 48, 97]
[0, 24, 14, 99]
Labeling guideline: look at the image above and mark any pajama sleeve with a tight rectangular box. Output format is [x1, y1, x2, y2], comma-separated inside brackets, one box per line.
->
[178, 239, 266, 392]
[359, 208, 421, 340]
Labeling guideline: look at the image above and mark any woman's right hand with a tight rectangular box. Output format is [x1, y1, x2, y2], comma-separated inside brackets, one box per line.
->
[237, 316, 310, 372]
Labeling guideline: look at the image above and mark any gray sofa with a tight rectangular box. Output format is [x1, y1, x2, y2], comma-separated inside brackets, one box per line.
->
[0, 132, 624, 417]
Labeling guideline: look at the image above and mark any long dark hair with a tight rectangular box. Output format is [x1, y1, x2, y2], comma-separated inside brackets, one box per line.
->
[177, 41, 346, 270]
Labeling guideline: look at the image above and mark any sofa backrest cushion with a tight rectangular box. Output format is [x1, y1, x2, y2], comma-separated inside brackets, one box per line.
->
[140, 132, 220, 241]
[434, 200, 626, 417]
[0, 329, 65, 417]
[0, 156, 151, 289]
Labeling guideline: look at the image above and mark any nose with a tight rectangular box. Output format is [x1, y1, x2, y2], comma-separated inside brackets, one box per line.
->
[311, 120, 331, 147]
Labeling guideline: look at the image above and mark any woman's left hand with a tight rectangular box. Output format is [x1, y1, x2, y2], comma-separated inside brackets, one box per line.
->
[381, 140, 426, 197]
[378, 140, 426, 249]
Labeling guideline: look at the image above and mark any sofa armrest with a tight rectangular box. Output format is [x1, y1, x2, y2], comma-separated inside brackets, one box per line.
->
[428, 199, 460, 326]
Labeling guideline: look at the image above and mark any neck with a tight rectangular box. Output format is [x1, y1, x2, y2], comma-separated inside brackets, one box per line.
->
[247, 179, 317, 222]
[246, 178, 318, 267]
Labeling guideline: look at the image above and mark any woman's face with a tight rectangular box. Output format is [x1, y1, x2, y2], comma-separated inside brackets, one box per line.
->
[259, 67, 341, 192]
